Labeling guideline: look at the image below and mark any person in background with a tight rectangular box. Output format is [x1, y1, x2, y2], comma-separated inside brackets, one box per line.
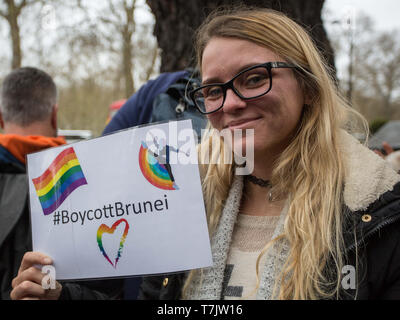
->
[8, 68, 190, 300]
[373, 141, 400, 173]
[1, 67, 123, 300]
[8, 68, 197, 300]
[386, 150, 400, 173]
[373, 141, 394, 158]
[0, 67, 65, 299]
[103, 70, 188, 135]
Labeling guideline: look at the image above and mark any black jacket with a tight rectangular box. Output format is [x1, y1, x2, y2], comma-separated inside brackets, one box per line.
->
[0, 153, 31, 300]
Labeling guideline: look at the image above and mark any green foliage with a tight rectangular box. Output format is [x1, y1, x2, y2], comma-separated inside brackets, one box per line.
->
[369, 118, 388, 135]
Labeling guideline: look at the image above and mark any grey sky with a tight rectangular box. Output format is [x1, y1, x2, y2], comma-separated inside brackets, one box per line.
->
[324, 0, 400, 31]
[1, 0, 398, 81]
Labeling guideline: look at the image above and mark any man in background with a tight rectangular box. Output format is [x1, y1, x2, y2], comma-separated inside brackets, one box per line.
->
[1, 67, 125, 300]
[0, 67, 66, 299]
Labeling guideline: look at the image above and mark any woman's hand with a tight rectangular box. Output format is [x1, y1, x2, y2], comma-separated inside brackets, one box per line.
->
[10, 252, 62, 300]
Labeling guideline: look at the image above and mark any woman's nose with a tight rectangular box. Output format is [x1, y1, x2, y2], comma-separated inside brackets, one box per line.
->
[222, 89, 247, 113]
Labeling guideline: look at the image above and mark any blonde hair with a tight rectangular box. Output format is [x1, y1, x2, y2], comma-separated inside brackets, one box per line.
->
[183, 8, 368, 299]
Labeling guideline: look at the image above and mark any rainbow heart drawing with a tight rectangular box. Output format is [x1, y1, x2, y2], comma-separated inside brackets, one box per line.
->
[97, 219, 130, 268]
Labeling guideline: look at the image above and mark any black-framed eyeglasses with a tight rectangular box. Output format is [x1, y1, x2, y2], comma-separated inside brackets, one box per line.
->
[189, 61, 298, 115]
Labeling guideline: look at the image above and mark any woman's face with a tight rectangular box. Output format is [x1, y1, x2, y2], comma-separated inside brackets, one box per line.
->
[201, 37, 306, 159]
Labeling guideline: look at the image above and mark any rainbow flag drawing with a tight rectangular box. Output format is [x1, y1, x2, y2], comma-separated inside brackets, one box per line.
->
[32, 147, 87, 215]
[138, 142, 176, 190]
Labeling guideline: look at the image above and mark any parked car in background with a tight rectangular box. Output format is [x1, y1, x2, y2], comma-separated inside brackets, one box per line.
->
[58, 129, 93, 144]
[369, 120, 400, 152]
[57, 99, 126, 144]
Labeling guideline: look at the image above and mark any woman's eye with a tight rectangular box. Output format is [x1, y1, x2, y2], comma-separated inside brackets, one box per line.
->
[245, 74, 268, 87]
[206, 86, 223, 98]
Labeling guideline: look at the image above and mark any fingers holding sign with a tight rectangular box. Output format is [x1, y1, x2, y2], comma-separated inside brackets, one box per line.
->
[10, 251, 62, 300]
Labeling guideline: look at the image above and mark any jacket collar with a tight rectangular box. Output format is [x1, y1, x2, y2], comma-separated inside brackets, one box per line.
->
[0, 134, 65, 249]
[339, 130, 400, 212]
[0, 134, 66, 165]
[0, 145, 24, 169]
[336, 131, 400, 251]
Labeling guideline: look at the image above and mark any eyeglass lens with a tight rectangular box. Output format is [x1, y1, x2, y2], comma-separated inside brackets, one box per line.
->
[193, 66, 271, 113]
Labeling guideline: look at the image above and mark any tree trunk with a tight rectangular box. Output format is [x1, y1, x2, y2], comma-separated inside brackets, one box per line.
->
[122, 28, 135, 97]
[9, 14, 22, 69]
[122, 0, 136, 97]
[4, 0, 23, 69]
[146, 0, 335, 74]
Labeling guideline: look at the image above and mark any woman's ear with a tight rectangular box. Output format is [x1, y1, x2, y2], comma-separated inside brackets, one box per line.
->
[293, 69, 313, 107]
[304, 94, 312, 107]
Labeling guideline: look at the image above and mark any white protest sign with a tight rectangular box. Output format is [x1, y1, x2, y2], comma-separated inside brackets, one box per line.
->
[27, 120, 212, 280]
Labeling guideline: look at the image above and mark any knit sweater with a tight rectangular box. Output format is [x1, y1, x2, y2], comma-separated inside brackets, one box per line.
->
[223, 214, 281, 300]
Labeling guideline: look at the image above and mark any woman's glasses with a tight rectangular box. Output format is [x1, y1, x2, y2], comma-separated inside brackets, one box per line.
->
[190, 62, 297, 114]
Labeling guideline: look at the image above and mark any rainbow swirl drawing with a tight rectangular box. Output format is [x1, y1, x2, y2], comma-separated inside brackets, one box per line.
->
[139, 142, 176, 190]
[97, 219, 129, 268]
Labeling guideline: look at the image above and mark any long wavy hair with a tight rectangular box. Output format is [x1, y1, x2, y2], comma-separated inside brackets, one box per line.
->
[183, 7, 368, 299]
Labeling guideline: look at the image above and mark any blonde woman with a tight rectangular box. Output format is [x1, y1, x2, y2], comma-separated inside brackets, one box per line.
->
[137, 8, 400, 300]
[11, 8, 400, 300]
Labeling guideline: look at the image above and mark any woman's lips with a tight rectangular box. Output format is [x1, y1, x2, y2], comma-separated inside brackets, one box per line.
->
[226, 117, 262, 130]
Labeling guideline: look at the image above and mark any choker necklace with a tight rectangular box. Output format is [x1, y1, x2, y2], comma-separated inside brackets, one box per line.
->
[245, 174, 271, 188]
[245, 174, 273, 202]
